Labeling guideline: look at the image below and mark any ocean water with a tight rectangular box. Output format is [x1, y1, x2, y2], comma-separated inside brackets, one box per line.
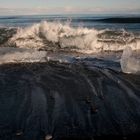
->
[0, 14, 140, 73]
[0, 14, 140, 31]
[0, 15, 140, 139]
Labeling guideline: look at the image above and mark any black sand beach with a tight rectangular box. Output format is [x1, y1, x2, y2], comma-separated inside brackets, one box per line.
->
[0, 61, 140, 140]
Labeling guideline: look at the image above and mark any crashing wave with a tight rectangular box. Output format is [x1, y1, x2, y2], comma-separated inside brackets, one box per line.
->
[9, 21, 140, 54]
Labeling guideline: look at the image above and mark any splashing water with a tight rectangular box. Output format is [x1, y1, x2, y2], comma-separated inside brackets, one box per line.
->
[0, 21, 140, 74]
[9, 21, 140, 54]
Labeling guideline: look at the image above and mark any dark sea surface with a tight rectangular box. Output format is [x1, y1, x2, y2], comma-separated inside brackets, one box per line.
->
[0, 14, 140, 140]
[0, 14, 140, 31]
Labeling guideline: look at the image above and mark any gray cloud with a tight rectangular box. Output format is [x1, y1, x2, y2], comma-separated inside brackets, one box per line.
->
[0, 7, 140, 15]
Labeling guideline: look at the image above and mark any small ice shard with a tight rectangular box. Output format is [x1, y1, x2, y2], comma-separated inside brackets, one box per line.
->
[45, 135, 52, 140]
[0, 48, 47, 64]
[121, 46, 140, 74]
[16, 131, 23, 136]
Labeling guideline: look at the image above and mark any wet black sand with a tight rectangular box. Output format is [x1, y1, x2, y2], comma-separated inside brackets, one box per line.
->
[0, 61, 140, 140]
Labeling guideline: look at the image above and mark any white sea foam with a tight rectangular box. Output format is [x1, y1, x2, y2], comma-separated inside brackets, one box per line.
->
[10, 21, 140, 54]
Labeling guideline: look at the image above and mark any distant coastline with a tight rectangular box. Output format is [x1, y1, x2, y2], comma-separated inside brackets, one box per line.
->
[98, 17, 140, 23]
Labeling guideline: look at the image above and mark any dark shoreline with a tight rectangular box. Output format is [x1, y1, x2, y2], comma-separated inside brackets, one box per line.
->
[0, 62, 140, 140]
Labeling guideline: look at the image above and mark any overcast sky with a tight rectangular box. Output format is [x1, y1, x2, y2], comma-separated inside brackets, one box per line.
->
[0, 0, 140, 15]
